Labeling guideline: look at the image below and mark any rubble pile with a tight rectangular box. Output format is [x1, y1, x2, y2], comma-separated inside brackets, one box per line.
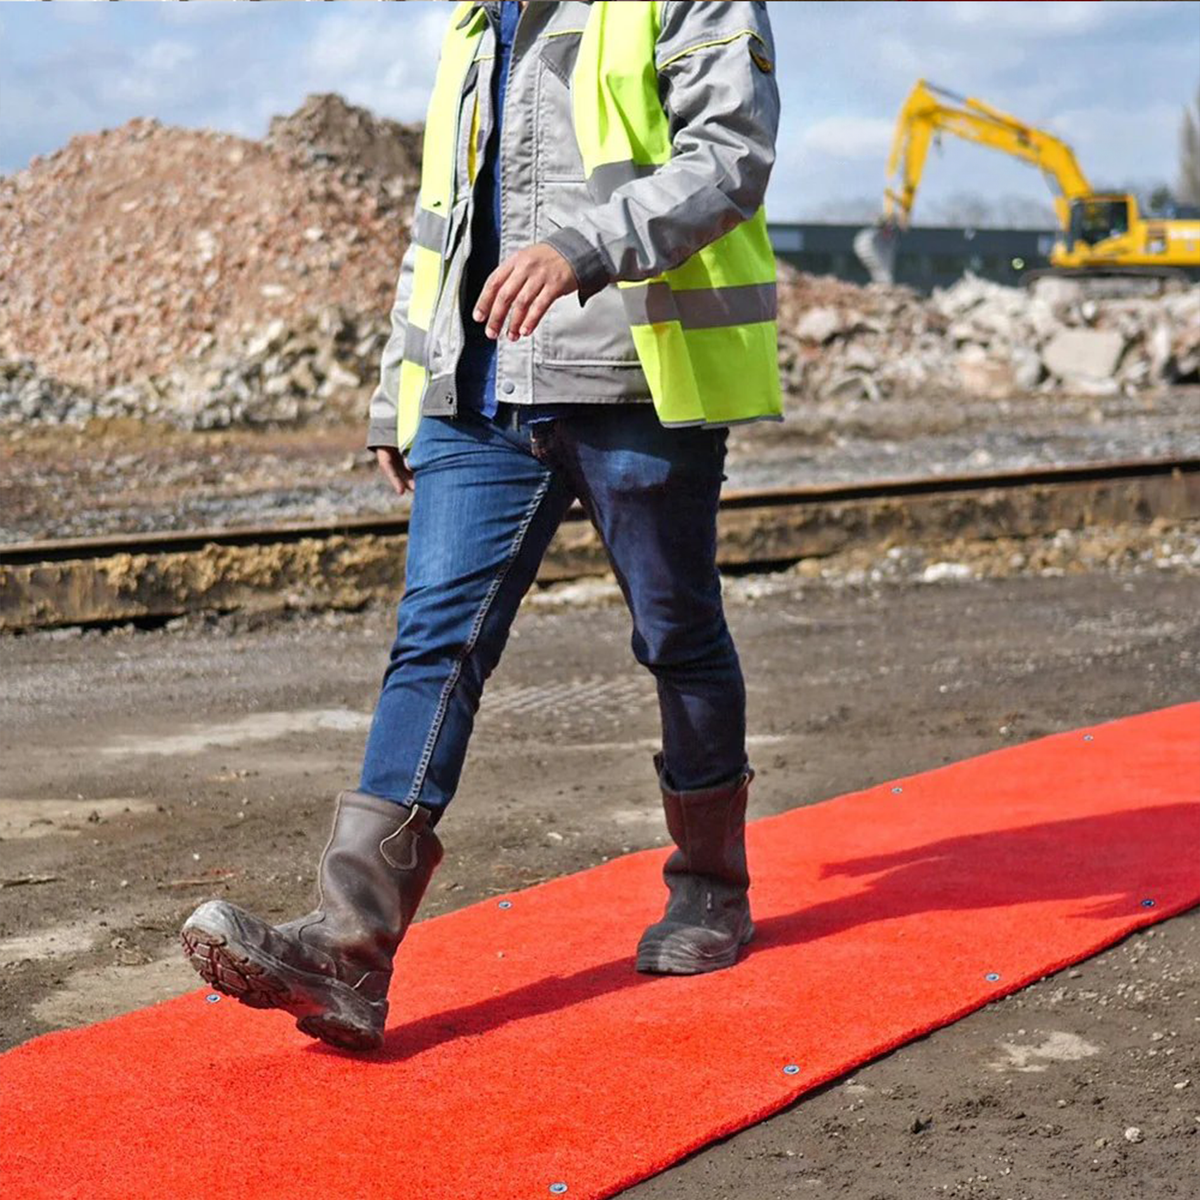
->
[0, 95, 418, 395]
[0, 360, 95, 427]
[776, 265, 1200, 404]
[149, 306, 387, 430]
[2, 89, 1197, 433]
[265, 93, 422, 216]
[1, 307, 386, 429]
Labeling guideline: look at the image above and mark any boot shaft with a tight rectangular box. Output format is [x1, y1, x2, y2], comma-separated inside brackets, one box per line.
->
[655, 753, 752, 890]
[281, 791, 444, 977]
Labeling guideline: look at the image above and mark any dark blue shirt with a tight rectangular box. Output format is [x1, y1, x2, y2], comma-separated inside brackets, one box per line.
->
[455, 1, 517, 416]
[457, 0, 576, 424]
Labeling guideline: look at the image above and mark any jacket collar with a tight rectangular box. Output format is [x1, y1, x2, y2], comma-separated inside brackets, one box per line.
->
[458, 2, 499, 29]
[457, 1, 590, 29]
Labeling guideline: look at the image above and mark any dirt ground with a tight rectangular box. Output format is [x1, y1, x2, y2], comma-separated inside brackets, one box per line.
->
[2, 561, 1197, 1199]
[3, 384, 1198, 544]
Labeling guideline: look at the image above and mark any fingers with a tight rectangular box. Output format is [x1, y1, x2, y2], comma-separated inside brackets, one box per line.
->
[475, 245, 580, 341]
[518, 286, 556, 338]
[505, 276, 544, 342]
[377, 451, 402, 495]
[398, 455, 415, 495]
[376, 448, 414, 497]
[486, 273, 524, 340]
[473, 260, 516, 338]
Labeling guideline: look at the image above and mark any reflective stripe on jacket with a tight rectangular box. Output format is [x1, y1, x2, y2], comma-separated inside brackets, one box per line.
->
[367, 0, 782, 452]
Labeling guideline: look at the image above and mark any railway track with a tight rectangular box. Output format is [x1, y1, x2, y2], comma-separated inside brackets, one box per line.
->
[2, 457, 1197, 632]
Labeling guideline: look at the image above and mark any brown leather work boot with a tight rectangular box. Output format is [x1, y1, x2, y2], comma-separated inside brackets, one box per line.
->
[180, 790, 443, 1051]
[636, 753, 755, 975]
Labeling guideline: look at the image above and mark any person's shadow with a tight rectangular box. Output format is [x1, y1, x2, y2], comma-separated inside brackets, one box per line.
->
[308, 802, 1198, 1063]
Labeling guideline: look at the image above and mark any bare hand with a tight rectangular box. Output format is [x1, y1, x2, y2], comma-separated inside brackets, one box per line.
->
[474, 243, 579, 342]
[376, 447, 414, 497]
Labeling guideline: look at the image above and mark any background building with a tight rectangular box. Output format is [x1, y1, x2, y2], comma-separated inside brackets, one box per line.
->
[768, 222, 1057, 291]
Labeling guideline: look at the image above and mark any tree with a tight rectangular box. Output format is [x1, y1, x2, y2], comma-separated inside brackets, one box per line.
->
[1148, 184, 1175, 215]
[1180, 85, 1200, 206]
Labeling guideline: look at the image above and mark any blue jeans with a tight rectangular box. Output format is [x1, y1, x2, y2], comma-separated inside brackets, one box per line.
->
[358, 402, 749, 826]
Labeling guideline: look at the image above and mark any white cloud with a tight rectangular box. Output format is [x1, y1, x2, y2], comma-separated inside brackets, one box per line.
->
[36, 0, 107, 26]
[2, 0, 1196, 225]
[302, 4, 447, 122]
[800, 116, 894, 160]
[945, 0, 1174, 32]
[154, 2, 262, 27]
[145, 39, 197, 74]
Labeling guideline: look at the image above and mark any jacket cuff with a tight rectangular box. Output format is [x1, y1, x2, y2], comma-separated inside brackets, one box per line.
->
[366, 417, 399, 450]
[545, 227, 612, 305]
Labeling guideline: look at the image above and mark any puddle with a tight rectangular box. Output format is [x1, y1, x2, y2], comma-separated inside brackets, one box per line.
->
[0, 797, 157, 841]
[991, 1030, 1101, 1073]
[32, 952, 196, 1030]
[101, 708, 370, 756]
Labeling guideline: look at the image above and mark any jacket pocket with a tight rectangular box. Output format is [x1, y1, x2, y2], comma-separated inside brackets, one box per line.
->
[536, 184, 640, 367]
[535, 35, 586, 183]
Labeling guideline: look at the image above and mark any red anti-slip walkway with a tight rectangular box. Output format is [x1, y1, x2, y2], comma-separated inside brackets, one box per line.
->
[2, 704, 1198, 1199]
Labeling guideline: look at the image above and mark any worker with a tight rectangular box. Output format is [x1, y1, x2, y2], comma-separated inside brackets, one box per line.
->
[181, 0, 783, 1052]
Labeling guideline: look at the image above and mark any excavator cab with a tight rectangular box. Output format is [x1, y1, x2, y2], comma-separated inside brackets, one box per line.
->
[1066, 197, 1131, 249]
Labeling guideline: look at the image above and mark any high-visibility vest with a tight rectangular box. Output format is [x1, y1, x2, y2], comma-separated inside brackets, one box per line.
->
[396, 0, 783, 450]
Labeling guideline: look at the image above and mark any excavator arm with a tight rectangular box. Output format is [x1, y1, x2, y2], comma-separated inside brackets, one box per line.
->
[856, 78, 1200, 286]
[883, 79, 1093, 230]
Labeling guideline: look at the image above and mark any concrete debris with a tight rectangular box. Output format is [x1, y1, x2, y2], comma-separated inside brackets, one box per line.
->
[264, 93, 422, 213]
[1, 89, 1197, 431]
[779, 521, 1200, 591]
[920, 561, 975, 584]
[0, 94, 419, 398]
[1041, 330, 1127, 384]
[776, 265, 1200, 406]
[794, 306, 846, 344]
[1, 307, 386, 430]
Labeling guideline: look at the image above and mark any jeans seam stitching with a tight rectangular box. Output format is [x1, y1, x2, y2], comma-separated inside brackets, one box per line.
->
[402, 471, 555, 806]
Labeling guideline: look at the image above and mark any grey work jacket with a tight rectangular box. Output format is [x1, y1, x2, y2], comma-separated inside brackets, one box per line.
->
[367, 0, 780, 450]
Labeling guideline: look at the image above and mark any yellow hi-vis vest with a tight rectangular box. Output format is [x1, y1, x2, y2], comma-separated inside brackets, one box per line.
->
[395, 0, 783, 450]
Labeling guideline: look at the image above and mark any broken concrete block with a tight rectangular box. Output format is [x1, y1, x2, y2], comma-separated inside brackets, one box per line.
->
[1009, 345, 1044, 391]
[956, 345, 1016, 399]
[1041, 329, 1126, 381]
[794, 306, 844, 343]
[821, 371, 880, 402]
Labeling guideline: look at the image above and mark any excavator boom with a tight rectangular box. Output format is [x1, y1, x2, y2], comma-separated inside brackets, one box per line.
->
[857, 78, 1200, 288]
[884, 80, 1092, 230]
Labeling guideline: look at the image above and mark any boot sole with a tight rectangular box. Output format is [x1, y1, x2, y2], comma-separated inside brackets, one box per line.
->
[635, 920, 755, 976]
[180, 915, 383, 1052]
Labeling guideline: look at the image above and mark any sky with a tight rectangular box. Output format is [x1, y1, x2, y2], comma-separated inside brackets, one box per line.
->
[1, 0, 1197, 225]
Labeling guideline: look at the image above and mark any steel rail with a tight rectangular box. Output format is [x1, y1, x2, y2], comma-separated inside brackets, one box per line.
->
[3, 455, 1197, 568]
[2, 456, 1197, 632]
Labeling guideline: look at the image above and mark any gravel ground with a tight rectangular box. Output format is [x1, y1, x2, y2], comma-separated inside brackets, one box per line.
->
[1, 565, 1197, 1199]
[2, 386, 1198, 545]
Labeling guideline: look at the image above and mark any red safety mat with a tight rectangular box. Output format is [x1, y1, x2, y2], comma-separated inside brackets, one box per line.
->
[2, 704, 1198, 1200]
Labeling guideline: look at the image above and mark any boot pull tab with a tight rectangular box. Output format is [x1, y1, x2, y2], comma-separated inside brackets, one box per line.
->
[379, 803, 423, 871]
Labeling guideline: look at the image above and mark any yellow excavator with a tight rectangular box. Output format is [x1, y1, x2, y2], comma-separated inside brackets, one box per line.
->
[855, 79, 1200, 287]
